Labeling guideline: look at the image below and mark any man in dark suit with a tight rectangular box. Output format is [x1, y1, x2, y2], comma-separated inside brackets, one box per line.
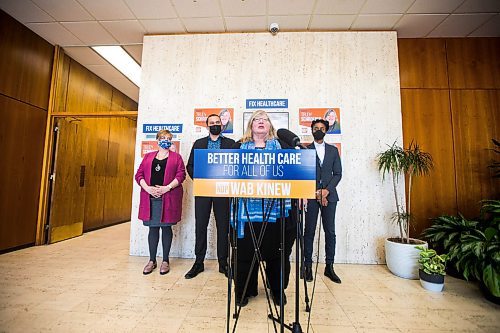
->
[304, 119, 342, 283]
[185, 114, 235, 279]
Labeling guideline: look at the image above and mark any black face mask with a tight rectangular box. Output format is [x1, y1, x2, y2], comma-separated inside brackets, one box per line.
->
[209, 125, 222, 135]
[313, 130, 326, 141]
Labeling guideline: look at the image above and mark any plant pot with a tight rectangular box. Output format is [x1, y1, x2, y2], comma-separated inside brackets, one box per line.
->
[419, 269, 445, 292]
[444, 262, 468, 280]
[385, 238, 427, 279]
[480, 281, 500, 305]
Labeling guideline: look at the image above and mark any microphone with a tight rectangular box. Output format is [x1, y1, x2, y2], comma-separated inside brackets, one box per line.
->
[277, 128, 307, 149]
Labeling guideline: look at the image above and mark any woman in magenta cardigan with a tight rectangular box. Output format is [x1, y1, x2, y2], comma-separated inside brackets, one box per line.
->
[135, 129, 186, 275]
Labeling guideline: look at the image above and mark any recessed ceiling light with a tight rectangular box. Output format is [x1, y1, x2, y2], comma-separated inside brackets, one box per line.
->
[92, 46, 141, 87]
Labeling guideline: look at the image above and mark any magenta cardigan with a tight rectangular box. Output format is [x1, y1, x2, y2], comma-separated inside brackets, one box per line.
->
[135, 151, 186, 224]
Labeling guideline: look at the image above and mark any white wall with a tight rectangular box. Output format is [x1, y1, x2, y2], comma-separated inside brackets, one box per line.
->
[130, 31, 404, 264]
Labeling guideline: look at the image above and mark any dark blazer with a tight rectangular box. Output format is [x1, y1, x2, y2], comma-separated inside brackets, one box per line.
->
[307, 142, 342, 202]
[187, 135, 235, 179]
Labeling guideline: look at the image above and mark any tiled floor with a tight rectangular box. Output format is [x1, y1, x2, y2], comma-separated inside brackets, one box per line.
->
[0, 222, 498, 333]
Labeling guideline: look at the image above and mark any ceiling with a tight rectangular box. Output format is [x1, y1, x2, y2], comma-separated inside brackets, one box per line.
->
[1, 0, 499, 103]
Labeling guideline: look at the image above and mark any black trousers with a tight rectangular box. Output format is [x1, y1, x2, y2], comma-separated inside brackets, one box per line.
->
[304, 200, 337, 265]
[194, 196, 230, 265]
[231, 214, 296, 299]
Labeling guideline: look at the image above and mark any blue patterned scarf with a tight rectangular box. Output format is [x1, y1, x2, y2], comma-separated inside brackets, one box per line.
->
[232, 139, 291, 238]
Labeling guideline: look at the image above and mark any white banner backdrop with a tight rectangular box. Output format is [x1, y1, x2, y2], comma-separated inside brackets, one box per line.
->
[130, 31, 404, 264]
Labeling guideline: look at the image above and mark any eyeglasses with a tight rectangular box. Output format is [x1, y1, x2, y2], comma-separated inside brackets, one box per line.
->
[253, 117, 270, 123]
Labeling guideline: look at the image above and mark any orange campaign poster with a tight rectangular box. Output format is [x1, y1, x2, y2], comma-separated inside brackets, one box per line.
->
[194, 108, 234, 134]
[141, 141, 180, 157]
[332, 142, 342, 156]
[299, 108, 341, 135]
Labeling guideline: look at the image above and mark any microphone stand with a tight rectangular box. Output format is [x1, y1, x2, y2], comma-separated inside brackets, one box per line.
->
[229, 141, 316, 333]
[298, 207, 311, 313]
[267, 199, 291, 333]
[303, 143, 336, 330]
[268, 144, 312, 333]
[230, 198, 281, 333]
[227, 197, 237, 333]
[292, 202, 308, 332]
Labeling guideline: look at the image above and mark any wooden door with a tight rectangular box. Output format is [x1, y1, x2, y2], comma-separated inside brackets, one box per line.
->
[47, 118, 88, 243]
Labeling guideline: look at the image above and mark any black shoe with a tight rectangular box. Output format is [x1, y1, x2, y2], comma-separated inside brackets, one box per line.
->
[248, 290, 258, 297]
[218, 264, 228, 277]
[236, 296, 249, 307]
[184, 262, 204, 279]
[271, 291, 287, 306]
[305, 266, 313, 282]
[324, 264, 341, 284]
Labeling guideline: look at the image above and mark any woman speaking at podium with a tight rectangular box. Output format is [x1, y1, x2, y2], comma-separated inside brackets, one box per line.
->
[231, 110, 296, 307]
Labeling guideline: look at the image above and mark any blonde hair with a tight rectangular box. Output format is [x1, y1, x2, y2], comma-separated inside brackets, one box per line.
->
[219, 108, 230, 118]
[324, 109, 336, 120]
[156, 129, 172, 140]
[240, 110, 277, 143]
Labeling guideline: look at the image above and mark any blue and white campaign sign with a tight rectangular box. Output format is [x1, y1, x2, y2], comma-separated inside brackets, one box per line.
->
[141, 123, 183, 153]
[244, 98, 289, 132]
[193, 149, 316, 198]
[246, 99, 288, 109]
[142, 124, 183, 134]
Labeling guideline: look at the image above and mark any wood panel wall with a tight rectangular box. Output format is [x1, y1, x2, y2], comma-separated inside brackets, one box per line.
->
[0, 9, 137, 250]
[0, 10, 53, 252]
[0, 11, 53, 109]
[103, 118, 136, 225]
[398, 38, 500, 237]
[451, 90, 500, 217]
[400, 89, 457, 237]
[446, 38, 500, 89]
[48, 119, 88, 242]
[54, 56, 137, 232]
[398, 39, 449, 89]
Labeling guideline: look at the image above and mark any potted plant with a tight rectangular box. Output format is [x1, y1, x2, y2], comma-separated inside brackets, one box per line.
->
[404, 141, 434, 240]
[377, 141, 433, 279]
[454, 200, 499, 304]
[421, 140, 499, 302]
[416, 246, 447, 292]
[488, 138, 500, 178]
[421, 214, 477, 279]
[422, 200, 500, 304]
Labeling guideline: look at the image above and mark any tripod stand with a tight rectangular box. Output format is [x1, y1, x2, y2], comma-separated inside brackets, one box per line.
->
[227, 197, 312, 333]
[228, 197, 285, 332]
[267, 199, 312, 333]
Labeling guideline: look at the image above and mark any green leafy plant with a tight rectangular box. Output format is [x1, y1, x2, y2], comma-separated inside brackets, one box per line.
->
[377, 141, 433, 243]
[422, 200, 500, 299]
[422, 215, 478, 256]
[404, 142, 433, 240]
[377, 142, 406, 241]
[488, 138, 500, 178]
[481, 199, 500, 225]
[469, 199, 500, 297]
[416, 246, 447, 276]
[454, 223, 499, 298]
